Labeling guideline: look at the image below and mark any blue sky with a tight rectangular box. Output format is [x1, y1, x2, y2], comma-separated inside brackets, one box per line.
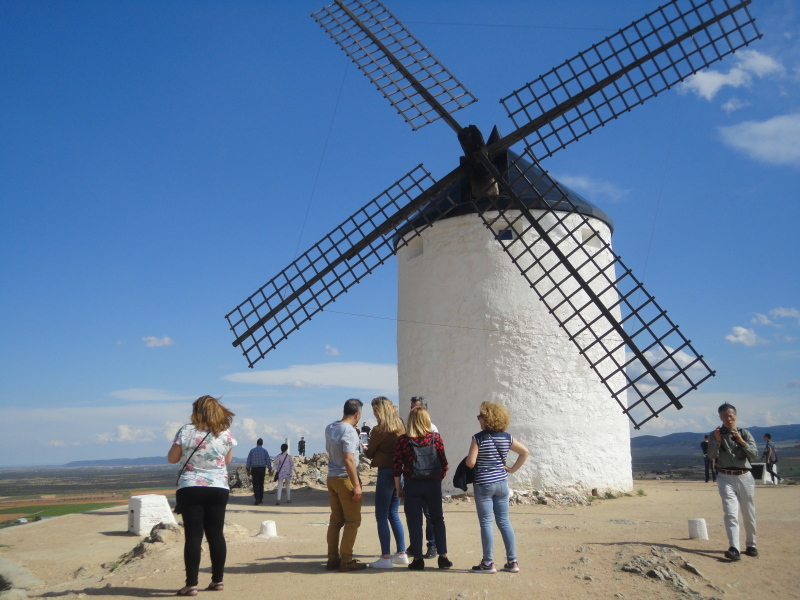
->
[1, 0, 798, 467]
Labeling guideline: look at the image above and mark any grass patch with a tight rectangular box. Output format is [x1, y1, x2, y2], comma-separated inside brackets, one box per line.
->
[0, 502, 120, 518]
[604, 492, 617, 500]
[637, 489, 647, 496]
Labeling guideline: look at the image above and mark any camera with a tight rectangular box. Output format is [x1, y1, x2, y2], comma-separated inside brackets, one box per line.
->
[719, 426, 730, 435]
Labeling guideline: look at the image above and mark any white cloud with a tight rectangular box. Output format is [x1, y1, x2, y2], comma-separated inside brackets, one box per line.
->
[224, 362, 398, 393]
[110, 388, 195, 402]
[680, 49, 784, 100]
[553, 174, 629, 204]
[142, 336, 175, 347]
[752, 313, 774, 326]
[49, 440, 66, 447]
[718, 113, 800, 166]
[770, 307, 800, 325]
[725, 326, 767, 346]
[721, 98, 749, 114]
[95, 424, 157, 444]
[324, 344, 340, 356]
[164, 421, 184, 441]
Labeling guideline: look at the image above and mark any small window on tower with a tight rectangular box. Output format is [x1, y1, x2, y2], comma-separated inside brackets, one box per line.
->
[581, 228, 602, 250]
[498, 228, 514, 241]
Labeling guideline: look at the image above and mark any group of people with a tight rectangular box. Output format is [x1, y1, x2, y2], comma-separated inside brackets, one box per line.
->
[701, 429, 781, 485]
[244, 439, 295, 506]
[166, 395, 771, 595]
[323, 395, 530, 574]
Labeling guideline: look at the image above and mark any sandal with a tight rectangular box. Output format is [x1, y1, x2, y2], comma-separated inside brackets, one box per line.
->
[176, 587, 198, 596]
[206, 582, 224, 591]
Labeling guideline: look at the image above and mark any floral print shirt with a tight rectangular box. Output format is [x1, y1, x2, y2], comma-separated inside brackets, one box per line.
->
[273, 452, 294, 479]
[173, 424, 237, 490]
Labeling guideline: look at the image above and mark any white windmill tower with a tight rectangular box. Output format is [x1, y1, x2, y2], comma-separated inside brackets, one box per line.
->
[226, 0, 759, 494]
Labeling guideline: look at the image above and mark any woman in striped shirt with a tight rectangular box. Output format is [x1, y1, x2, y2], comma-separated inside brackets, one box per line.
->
[465, 401, 529, 574]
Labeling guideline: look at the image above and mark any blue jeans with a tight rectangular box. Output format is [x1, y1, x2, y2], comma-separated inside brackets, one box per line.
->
[375, 468, 406, 555]
[474, 480, 516, 563]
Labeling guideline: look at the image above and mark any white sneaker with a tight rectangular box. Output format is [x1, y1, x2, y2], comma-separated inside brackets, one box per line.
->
[392, 552, 410, 565]
[369, 557, 394, 569]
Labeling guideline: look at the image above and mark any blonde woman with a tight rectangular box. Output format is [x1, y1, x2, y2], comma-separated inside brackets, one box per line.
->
[167, 395, 237, 596]
[465, 401, 529, 574]
[392, 407, 451, 570]
[364, 397, 408, 568]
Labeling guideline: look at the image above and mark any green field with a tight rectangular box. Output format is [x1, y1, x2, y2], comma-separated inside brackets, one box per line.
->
[0, 502, 121, 519]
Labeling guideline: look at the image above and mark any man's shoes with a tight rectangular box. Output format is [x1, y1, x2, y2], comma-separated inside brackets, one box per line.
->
[744, 547, 758, 557]
[338, 559, 368, 572]
[325, 558, 341, 571]
[437, 555, 452, 569]
[724, 547, 741, 561]
[471, 561, 497, 573]
[408, 558, 425, 570]
[392, 552, 409, 565]
[423, 543, 437, 559]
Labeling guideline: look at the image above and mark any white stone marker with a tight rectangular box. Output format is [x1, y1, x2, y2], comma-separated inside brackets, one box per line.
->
[256, 520, 278, 538]
[688, 518, 708, 540]
[128, 494, 176, 536]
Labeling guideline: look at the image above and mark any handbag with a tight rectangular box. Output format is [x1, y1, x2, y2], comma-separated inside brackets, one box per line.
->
[455, 432, 508, 491]
[174, 432, 211, 514]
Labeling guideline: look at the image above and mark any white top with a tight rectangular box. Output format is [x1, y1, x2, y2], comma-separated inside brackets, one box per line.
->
[173, 424, 237, 490]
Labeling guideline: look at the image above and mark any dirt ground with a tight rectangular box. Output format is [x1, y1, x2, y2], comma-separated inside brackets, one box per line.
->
[0, 479, 797, 600]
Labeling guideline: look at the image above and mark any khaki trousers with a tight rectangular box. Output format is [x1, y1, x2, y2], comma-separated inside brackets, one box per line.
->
[326, 476, 362, 563]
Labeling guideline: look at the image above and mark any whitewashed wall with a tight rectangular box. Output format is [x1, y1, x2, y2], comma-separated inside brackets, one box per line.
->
[396, 211, 632, 495]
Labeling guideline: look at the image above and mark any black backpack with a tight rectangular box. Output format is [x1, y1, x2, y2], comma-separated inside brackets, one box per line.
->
[410, 438, 442, 479]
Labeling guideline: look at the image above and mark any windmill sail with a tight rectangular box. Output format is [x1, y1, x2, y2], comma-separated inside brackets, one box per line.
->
[226, 166, 461, 367]
[312, 0, 477, 131]
[465, 147, 714, 428]
[497, 0, 760, 158]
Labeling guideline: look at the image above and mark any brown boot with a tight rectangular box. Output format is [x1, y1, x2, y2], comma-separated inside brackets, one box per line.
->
[325, 558, 341, 570]
[338, 559, 368, 572]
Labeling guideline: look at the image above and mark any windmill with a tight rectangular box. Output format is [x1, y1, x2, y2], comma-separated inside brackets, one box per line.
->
[225, 0, 761, 493]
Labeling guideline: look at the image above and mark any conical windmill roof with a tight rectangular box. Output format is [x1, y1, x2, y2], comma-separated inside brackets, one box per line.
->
[395, 128, 613, 247]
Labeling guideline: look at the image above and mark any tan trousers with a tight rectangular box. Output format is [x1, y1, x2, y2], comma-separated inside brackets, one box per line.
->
[326, 476, 362, 563]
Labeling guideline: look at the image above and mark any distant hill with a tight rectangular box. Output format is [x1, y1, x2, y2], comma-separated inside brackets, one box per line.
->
[63, 456, 249, 467]
[59, 424, 800, 467]
[631, 424, 800, 454]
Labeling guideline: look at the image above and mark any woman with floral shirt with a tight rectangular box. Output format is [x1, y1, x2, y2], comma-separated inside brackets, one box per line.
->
[393, 406, 451, 571]
[168, 396, 237, 596]
[274, 443, 295, 504]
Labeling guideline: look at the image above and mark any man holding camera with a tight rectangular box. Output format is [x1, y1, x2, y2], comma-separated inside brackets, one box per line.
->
[706, 403, 758, 561]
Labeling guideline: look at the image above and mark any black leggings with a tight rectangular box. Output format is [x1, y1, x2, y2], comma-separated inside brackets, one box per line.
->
[177, 487, 229, 586]
[766, 461, 780, 482]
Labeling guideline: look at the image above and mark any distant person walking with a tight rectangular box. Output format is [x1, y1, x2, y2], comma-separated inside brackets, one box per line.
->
[298, 437, 306, 457]
[325, 398, 368, 571]
[364, 396, 408, 568]
[707, 402, 758, 562]
[246, 438, 272, 506]
[701, 434, 716, 483]
[394, 406, 451, 571]
[762, 433, 781, 484]
[274, 443, 295, 504]
[466, 401, 529, 574]
[168, 395, 237, 596]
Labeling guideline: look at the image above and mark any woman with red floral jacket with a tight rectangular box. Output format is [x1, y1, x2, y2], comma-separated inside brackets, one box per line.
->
[393, 406, 452, 571]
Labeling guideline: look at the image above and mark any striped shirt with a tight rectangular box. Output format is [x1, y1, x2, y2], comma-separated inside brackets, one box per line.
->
[473, 430, 512, 485]
[246, 446, 272, 470]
